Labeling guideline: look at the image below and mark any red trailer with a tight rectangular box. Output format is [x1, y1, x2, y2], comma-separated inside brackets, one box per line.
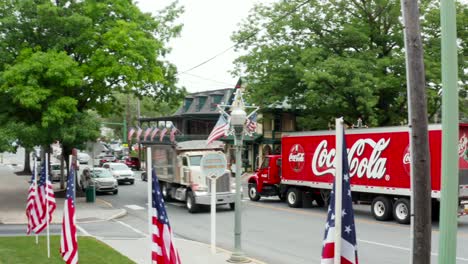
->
[247, 124, 468, 224]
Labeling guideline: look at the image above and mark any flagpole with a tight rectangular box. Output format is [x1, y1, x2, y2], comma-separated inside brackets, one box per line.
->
[34, 157, 38, 245]
[334, 118, 344, 264]
[146, 146, 152, 263]
[46, 154, 50, 258]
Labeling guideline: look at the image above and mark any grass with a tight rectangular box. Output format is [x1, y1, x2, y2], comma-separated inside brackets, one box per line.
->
[0, 236, 135, 264]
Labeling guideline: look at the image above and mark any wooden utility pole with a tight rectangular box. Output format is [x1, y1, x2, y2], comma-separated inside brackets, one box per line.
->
[401, 0, 432, 263]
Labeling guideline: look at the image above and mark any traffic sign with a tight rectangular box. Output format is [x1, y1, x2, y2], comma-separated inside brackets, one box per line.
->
[200, 152, 227, 179]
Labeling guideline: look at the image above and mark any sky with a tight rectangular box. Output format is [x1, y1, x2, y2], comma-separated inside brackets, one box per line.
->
[135, 0, 275, 93]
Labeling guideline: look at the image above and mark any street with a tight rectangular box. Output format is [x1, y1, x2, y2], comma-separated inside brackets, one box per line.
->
[3, 149, 468, 263]
[94, 171, 468, 264]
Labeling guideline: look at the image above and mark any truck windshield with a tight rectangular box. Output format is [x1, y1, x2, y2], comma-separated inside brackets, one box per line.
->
[189, 155, 203, 166]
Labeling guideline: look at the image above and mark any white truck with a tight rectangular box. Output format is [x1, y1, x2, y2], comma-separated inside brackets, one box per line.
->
[148, 140, 236, 213]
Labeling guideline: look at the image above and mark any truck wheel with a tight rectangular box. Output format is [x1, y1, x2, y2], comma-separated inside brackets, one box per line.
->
[161, 182, 172, 201]
[371, 196, 393, 221]
[315, 197, 325, 208]
[186, 191, 199, 213]
[286, 188, 303, 208]
[229, 203, 235, 210]
[393, 198, 410, 224]
[248, 183, 261, 201]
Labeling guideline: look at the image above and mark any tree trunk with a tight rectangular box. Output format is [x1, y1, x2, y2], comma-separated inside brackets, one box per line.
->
[402, 0, 432, 262]
[22, 147, 31, 174]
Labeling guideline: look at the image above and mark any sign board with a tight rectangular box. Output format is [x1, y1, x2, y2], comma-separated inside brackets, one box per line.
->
[200, 152, 227, 179]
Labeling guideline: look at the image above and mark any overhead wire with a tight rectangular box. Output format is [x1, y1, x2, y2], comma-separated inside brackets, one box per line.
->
[176, 0, 311, 77]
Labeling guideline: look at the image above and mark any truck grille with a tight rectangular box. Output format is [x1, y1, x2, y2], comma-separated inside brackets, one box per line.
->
[207, 173, 230, 193]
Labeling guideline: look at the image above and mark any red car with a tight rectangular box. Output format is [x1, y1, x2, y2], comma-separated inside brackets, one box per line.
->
[124, 157, 141, 170]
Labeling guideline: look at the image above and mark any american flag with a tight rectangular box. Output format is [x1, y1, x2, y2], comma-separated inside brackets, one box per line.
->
[151, 169, 181, 264]
[143, 127, 153, 141]
[159, 127, 168, 142]
[206, 114, 229, 145]
[321, 133, 358, 264]
[136, 126, 143, 141]
[60, 166, 78, 264]
[150, 127, 160, 141]
[170, 125, 178, 143]
[26, 160, 56, 234]
[128, 127, 136, 141]
[246, 112, 257, 133]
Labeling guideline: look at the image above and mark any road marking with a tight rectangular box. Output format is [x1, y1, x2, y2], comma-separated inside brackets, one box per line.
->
[358, 239, 468, 261]
[125, 204, 145, 210]
[115, 220, 149, 237]
[76, 224, 91, 236]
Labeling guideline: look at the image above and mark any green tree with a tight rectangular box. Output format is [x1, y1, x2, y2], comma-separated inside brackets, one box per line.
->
[232, 0, 466, 129]
[0, 0, 184, 156]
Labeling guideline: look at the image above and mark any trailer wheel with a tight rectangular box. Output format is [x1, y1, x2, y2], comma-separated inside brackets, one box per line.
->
[393, 198, 410, 224]
[248, 183, 261, 201]
[286, 188, 303, 208]
[186, 191, 199, 214]
[371, 196, 393, 221]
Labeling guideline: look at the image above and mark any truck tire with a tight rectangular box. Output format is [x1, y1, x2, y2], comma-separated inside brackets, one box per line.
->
[286, 188, 303, 208]
[248, 183, 261, 201]
[186, 191, 199, 213]
[161, 182, 172, 201]
[393, 198, 410, 224]
[229, 203, 235, 210]
[315, 197, 325, 208]
[371, 196, 393, 221]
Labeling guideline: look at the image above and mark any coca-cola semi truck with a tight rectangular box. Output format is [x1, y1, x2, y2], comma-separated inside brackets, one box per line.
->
[247, 124, 468, 224]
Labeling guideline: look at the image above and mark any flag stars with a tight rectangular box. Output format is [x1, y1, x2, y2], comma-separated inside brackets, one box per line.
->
[331, 213, 335, 220]
[342, 209, 347, 217]
[348, 189, 352, 197]
[344, 173, 349, 182]
[344, 225, 352, 234]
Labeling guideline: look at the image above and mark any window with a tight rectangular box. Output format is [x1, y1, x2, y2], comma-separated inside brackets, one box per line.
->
[274, 114, 282, 131]
[260, 157, 270, 169]
[210, 95, 223, 110]
[196, 96, 207, 112]
[189, 155, 203, 166]
[182, 157, 188, 166]
[183, 98, 193, 112]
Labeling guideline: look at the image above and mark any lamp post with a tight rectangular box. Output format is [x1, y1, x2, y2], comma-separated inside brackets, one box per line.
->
[228, 101, 248, 263]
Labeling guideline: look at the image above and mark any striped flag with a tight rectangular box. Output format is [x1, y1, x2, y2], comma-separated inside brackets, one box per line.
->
[26, 159, 56, 234]
[60, 166, 78, 264]
[170, 125, 178, 143]
[136, 126, 143, 141]
[206, 115, 229, 145]
[321, 130, 358, 264]
[159, 127, 168, 142]
[128, 127, 136, 141]
[150, 127, 160, 141]
[246, 112, 257, 133]
[151, 169, 181, 264]
[143, 127, 153, 141]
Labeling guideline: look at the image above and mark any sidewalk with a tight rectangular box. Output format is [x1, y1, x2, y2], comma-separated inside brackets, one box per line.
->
[0, 164, 264, 264]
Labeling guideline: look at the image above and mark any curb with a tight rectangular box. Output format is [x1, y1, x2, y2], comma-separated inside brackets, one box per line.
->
[175, 237, 267, 264]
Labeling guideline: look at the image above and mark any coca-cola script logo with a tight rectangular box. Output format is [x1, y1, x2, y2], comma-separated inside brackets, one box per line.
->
[289, 144, 305, 172]
[403, 145, 411, 176]
[459, 134, 468, 158]
[311, 138, 390, 179]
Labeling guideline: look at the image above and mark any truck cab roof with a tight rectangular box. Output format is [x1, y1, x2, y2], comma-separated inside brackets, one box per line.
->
[175, 140, 224, 151]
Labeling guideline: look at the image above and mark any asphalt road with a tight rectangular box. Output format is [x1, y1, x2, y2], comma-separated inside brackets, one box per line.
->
[94, 171, 468, 264]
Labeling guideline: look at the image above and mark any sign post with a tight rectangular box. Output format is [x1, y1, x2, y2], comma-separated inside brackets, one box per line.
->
[200, 152, 227, 254]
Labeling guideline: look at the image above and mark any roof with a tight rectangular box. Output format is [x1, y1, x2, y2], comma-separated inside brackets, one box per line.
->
[173, 88, 234, 116]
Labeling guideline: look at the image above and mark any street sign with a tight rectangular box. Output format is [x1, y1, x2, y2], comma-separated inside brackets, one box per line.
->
[200, 152, 227, 179]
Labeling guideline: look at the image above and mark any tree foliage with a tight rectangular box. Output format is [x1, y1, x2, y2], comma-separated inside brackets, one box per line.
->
[232, 0, 467, 129]
[0, 0, 184, 151]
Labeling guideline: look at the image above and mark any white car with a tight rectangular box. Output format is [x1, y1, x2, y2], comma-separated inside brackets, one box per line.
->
[80, 168, 118, 194]
[50, 163, 67, 182]
[77, 152, 90, 164]
[102, 162, 135, 184]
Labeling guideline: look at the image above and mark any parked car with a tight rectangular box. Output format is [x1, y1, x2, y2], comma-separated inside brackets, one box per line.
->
[124, 157, 141, 170]
[77, 152, 90, 164]
[102, 162, 135, 184]
[80, 168, 118, 195]
[50, 163, 67, 182]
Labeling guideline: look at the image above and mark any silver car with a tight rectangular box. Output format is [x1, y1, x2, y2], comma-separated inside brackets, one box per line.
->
[81, 168, 118, 194]
[102, 162, 135, 184]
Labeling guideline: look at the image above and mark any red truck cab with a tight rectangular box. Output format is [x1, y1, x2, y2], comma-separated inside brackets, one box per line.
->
[247, 155, 282, 201]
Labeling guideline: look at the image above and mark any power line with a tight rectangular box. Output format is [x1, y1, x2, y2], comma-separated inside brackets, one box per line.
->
[177, 0, 311, 76]
[181, 72, 234, 86]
